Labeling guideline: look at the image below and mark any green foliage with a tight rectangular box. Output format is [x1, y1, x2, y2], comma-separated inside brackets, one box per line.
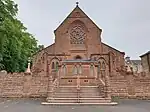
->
[111, 96, 120, 102]
[37, 45, 44, 51]
[0, 0, 40, 72]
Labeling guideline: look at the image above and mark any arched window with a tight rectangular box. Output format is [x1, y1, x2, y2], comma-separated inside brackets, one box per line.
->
[78, 65, 82, 74]
[75, 55, 82, 60]
[97, 58, 106, 79]
[56, 62, 59, 69]
[73, 66, 78, 75]
[63, 65, 66, 75]
[52, 62, 55, 69]
[51, 59, 59, 71]
[102, 61, 106, 70]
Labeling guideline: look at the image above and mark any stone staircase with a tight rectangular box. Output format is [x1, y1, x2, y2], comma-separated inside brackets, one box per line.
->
[45, 85, 114, 105]
[42, 77, 117, 105]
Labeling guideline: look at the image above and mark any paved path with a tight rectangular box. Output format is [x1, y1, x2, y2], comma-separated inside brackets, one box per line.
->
[0, 99, 150, 112]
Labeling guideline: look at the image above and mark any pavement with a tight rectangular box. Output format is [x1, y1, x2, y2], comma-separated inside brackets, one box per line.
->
[0, 99, 150, 112]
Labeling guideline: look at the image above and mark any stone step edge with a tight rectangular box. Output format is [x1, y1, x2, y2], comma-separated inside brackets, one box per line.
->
[41, 102, 118, 106]
[59, 86, 99, 88]
[50, 96, 105, 97]
[47, 97, 111, 100]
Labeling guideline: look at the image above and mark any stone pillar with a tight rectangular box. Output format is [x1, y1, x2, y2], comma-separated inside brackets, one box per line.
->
[97, 64, 100, 79]
[57, 66, 61, 86]
[23, 74, 32, 97]
[26, 57, 31, 73]
[61, 64, 66, 77]
[90, 63, 94, 77]
[78, 64, 82, 75]
[94, 65, 98, 79]
[105, 65, 111, 99]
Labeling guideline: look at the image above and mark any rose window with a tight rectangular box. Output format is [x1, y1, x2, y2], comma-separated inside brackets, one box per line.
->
[70, 25, 86, 44]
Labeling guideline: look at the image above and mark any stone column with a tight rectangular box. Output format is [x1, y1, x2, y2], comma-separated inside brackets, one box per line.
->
[61, 64, 66, 77]
[94, 64, 98, 79]
[105, 65, 111, 99]
[23, 74, 32, 97]
[90, 63, 94, 77]
[78, 64, 82, 75]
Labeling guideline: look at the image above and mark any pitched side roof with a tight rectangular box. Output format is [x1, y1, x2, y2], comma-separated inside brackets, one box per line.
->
[32, 43, 55, 56]
[54, 5, 102, 33]
[102, 42, 125, 55]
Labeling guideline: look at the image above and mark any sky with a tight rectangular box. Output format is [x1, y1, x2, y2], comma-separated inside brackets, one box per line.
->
[14, 0, 150, 59]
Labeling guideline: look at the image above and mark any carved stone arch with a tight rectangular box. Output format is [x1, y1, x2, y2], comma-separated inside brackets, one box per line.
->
[69, 20, 87, 44]
[97, 57, 107, 79]
[97, 57, 108, 65]
[50, 57, 60, 71]
[41, 52, 48, 63]
[50, 57, 61, 64]
[102, 61, 106, 70]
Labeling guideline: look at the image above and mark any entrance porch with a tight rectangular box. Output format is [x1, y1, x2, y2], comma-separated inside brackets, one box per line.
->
[44, 59, 114, 105]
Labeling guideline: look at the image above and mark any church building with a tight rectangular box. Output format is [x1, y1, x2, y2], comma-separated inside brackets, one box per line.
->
[32, 3, 125, 104]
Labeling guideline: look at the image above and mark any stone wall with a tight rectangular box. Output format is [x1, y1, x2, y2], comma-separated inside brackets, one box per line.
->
[110, 72, 150, 99]
[0, 72, 150, 99]
[141, 54, 150, 73]
[0, 72, 49, 98]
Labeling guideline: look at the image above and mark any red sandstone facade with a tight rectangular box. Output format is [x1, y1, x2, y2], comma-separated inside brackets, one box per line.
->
[0, 5, 150, 103]
[32, 5, 125, 81]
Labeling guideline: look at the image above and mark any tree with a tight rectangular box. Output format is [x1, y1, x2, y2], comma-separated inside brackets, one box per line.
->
[0, 0, 39, 72]
[37, 45, 44, 51]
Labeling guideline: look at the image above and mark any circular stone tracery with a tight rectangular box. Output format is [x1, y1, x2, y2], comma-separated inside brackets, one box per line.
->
[70, 25, 86, 44]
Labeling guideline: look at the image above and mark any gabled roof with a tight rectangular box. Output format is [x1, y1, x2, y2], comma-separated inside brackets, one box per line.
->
[140, 51, 150, 57]
[54, 4, 102, 33]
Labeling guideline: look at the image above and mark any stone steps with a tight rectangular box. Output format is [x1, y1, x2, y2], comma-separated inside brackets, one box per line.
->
[46, 82, 109, 104]
[41, 102, 118, 106]
[53, 86, 104, 98]
[53, 92, 103, 98]
[46, 97, 111, 103]
[54, 92, 78, 98]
